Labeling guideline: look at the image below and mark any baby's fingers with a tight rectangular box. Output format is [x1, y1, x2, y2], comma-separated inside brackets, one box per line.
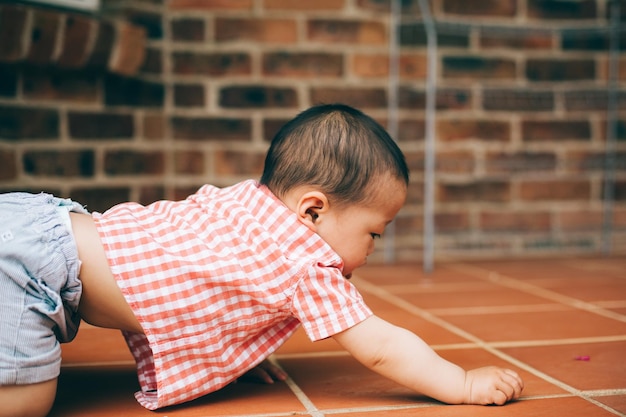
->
[502, 369, 524, 399]
[495, 369, 524, 403]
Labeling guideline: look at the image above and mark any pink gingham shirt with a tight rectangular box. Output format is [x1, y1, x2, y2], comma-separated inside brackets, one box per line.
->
[92, 180, 372, 410]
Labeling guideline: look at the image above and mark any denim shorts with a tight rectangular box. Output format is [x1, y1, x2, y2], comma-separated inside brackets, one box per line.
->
[0, 192, 88, 385]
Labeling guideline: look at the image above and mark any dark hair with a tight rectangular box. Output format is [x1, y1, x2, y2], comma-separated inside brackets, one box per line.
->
[260, 103, 409, 206]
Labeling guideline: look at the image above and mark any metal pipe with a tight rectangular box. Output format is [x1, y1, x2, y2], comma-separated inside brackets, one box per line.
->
[418, 0, 437, 273]
[602, 0, 621, 254]
[384, 0, 401, 263]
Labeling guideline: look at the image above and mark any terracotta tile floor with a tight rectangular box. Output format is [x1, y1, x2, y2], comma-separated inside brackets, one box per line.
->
[51, 257, 626, 416]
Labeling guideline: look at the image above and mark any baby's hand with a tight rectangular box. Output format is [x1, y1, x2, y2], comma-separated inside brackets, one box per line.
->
[238, 359, 288, 384]
[464, 366, 524, 405]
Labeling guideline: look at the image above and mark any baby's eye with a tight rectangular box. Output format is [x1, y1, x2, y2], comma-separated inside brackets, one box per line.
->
[371, 233, 381, 240]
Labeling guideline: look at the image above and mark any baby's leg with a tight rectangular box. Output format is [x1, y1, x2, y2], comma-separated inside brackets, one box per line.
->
[0, 379, 57, 417]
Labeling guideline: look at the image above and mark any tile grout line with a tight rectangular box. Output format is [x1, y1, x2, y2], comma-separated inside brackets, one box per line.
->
[444, 262, 626, 417]
[267, 356, 325, 417]
[444, 263, 626, 323]
[353, 277, 626, 417]
[420, 263, 626, 417]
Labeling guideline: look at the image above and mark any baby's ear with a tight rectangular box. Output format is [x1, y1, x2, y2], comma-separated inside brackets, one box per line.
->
[296, 191, 328, 231]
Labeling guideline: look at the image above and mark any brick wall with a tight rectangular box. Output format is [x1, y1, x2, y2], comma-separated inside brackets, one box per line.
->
[0, 0, 624, 261]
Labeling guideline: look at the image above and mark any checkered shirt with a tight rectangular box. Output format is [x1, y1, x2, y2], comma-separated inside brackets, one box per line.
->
[92, 180, 372, 410]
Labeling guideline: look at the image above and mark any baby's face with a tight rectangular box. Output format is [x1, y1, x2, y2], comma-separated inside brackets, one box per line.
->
[315, 178, 407, 278]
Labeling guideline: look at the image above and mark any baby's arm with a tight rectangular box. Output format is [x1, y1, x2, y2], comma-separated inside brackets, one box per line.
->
[332, 315, 523, 405]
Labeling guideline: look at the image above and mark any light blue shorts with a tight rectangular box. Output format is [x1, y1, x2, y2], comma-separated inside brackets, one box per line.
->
[0, 192, 88, 385]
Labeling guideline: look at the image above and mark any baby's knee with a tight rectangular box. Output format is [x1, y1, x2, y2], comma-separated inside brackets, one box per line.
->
[0, 379, 57, 417]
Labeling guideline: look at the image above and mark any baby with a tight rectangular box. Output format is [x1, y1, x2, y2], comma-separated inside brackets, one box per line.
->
[0, 104, 523, 416]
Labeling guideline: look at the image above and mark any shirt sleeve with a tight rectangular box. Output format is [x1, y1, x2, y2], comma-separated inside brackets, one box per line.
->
[291, 265, 373, 341]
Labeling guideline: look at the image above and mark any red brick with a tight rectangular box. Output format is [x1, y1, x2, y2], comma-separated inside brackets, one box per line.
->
[351, 53, 427, 79]
[615, 180, 626, 201]
[599, 57, 626, 81]
[443, 56, 516, 80]
[519, 179, 591, 201]
[171, 117, 251, 141]
[394, 216, 422, 235]
[139, 185, 165, 206]
[399, 88, 473, 111]
[174, 83, 205, 108]
[168, 0, 253, 10]
[436, 151, 475, 174]
[483, 89, 554, 111]
[480, 210, 551, 232]
[397, 119, 425, 142]
[564, 151, 626, 173]
[104, 150, 165, 176]
[437, 119, 510, 142]
[406, 180, 424, 204]
[172, 52, 251, 76]
[263, 118, 290, 142]
[399, 23, 470, 48]
[311, 87, 386, 109]
[68, 112, 133, 139]
[561, 29, 612, 51]
[564, 89, 626, 111]
[0, 6, 29, 62]
[527, 0, 597, 19]
[404, 151, 425, 174]
[558, 209, 603, 231]
[526, 59, 596, 81]
[613, 207, 626, 229]
[216, 18, 297, 44]
[522, 120, 591, 142]
[123, 8, 162, 40]
[213, 150, 265, 176]
[0, 186, 62, 195]
[85, 19, 114, 69]
[307, 19, 386, 45]
[485, 151, 556, 174]
[263, 52, 343, 77]
[356, 0, 398, 13]
[438, 181, 511, 203]
[171, 18, 205, 42]
[22, 68, 99, 103]
[397, 87, 424, 109]
[442, 238, 515, 254]
[0, 149, 17, 180]
[265, 0, 345, 10]
[600, 117, 626, 141]
[220, 86, 297, 108]
[0, 65, 19, 97]
[175, 150, 204, 174]
[436, 212, 471, 233]
[70, 188, 130, 213]
[443, 0, 517, 16]
[436, 89, 473, 110]
[143, 114, 166, 141]
[27, 9, 61, 64]
[58, 15, 96, 68]
[565, 151, 604, 172]
[23, 150, 94, 177]
[139, 47, 162, 74]
[480, 29, 553, 49]
[0, 105, 59, 140]
[104, 75, 164, 107]
[108, 20, 146, 76]
[173, 185, 204, 201]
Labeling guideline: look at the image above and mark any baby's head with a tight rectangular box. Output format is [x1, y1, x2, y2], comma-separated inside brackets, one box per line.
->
[261, 104, 409, 277]
[261, 103, 409, 207]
